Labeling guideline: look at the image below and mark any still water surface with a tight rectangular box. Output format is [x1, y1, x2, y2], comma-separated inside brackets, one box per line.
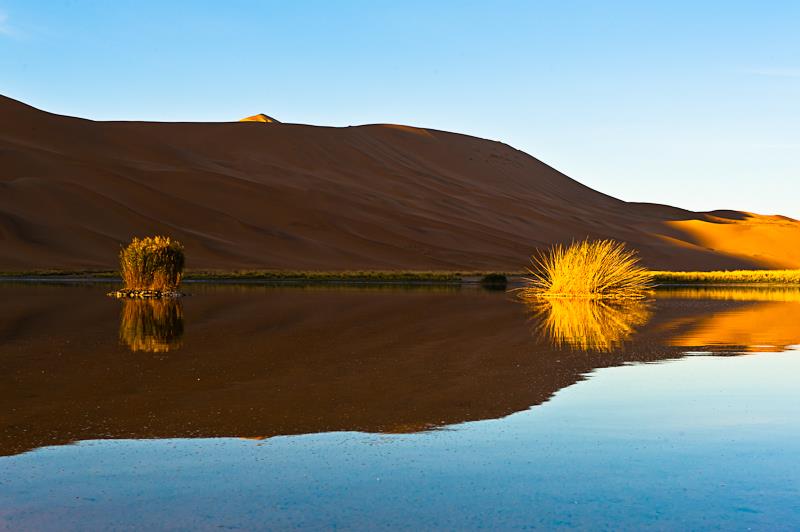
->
[1, 283, 799, 529]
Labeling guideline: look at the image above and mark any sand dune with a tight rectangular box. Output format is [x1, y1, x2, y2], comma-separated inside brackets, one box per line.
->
[1, 94, 798, 271]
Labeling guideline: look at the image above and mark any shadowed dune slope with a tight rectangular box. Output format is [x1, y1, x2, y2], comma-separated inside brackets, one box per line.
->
[1, 95, 799, 271]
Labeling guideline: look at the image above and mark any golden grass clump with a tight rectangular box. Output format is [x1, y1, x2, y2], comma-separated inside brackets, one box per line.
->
[520, 239, 653, 300]
[528, 298, 652, 351]
[120, 236, 185, 292]
[119, 298, 184, 353]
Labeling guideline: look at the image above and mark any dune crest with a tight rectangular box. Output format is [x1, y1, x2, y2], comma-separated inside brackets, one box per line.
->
[0, 94, 799, 271]
[239, 113, 279, 123]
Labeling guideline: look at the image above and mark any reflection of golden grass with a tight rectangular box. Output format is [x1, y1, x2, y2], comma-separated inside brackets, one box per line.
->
[120, 298, 184, 353]
[519, 239, 652, 300]
[527, 298, 652, 351]
[657, 286, 800, 302]
[654, 269, 800, 285]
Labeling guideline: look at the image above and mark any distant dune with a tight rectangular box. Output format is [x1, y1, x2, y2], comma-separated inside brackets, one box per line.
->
[1, 94, 799, 271]
[238, 113, 279, 123]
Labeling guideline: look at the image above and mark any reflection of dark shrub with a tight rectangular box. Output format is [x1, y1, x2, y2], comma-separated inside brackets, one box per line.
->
[120, 236, 185, 291]
[120, 298, 184, 353]
[480, 273, 508, 290]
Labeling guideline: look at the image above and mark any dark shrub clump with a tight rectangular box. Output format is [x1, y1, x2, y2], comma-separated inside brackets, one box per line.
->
[480, 273, 508, 290]
[119, 236, 185, 292]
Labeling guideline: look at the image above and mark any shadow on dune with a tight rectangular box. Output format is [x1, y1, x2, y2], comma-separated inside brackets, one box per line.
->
[1, 283, 799, 456]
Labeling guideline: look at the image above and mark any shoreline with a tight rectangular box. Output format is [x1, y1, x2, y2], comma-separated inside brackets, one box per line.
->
[1, 269, 799, 286]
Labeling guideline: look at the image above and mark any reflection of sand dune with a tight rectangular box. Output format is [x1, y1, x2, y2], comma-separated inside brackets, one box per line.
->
[1, 284, 797, 457]
[657, 286, 800, 302]
[667, 301, 800, 353]
[655, 287, 800, 352]
[526, 298, 652, 351]
[119, 299, 184, 353]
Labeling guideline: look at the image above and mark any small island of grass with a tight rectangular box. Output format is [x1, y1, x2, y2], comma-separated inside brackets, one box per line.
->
[108, 236, 185, 299]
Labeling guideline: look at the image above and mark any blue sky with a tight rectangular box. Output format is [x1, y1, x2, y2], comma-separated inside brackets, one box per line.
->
[1, 1, 798, 218]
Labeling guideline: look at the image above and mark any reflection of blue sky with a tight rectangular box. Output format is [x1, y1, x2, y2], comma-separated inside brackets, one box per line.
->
[1, 1, 798, 218]
[3, 349, 799, 529]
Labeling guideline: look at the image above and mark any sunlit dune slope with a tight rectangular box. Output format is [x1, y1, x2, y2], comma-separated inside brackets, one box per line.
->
[1, 94, 799, 271]
[239, 113, 279, 123]
[662, 216, 800, 269]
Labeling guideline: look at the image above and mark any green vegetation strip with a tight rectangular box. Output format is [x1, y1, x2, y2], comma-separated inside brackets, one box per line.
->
[3, 269, 800, 285]
[0, 269, 511, 284]
[652, 270, 800, 285]
[0, 270, 118, 278]
[184, 270, 466, 282]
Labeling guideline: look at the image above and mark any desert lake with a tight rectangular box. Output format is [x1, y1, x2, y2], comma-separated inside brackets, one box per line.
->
[1, 282, 799, 529]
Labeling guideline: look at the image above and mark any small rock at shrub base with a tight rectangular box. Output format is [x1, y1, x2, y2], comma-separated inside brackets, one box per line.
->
[107, 289, 184, 299]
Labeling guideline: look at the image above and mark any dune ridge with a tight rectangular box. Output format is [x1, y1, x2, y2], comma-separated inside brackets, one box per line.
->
[239, 113, 279, 123]
[1, 94, 798, 271]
